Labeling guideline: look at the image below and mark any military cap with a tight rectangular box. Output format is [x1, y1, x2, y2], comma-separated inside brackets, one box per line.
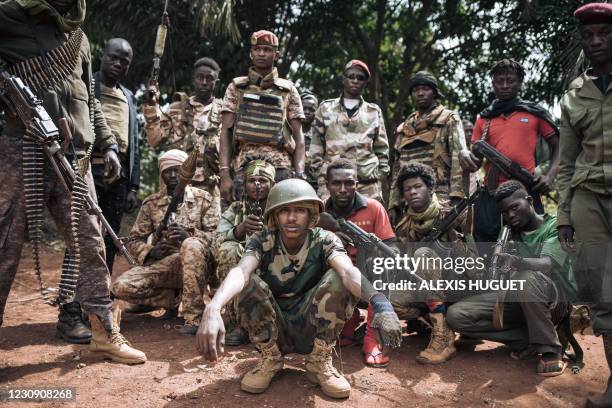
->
[574, 3, 612, 25]
[408, 71, 444, 98]
[251, 30, 279, 47]
[343, 59, 371, 80]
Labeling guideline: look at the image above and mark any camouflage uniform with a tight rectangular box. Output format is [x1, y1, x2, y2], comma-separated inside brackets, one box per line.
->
[0, 2, 117, 329]
[112, 185, 219, 323]
[309, 97, 390, 201]
[221, 67, 304, 189]
[237, 227, 356, 353]
[143, 97, 222, 209]
[389, 104, 467, 212]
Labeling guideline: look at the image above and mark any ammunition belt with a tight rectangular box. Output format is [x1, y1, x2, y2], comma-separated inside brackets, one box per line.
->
[7, 29, 83, 94]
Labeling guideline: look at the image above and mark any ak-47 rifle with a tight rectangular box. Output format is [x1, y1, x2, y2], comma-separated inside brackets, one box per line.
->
[490, 225, 514, 329]
[472, 140, 537, 190]
[0, 72, 136, 267]
[153, 148, 198, 244]
[337, 218, 437, 292]
[419, 188, 480, 243]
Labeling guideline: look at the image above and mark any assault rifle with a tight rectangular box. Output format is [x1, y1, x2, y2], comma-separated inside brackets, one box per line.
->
[472, 139, 537, 190]
[419, 188, 480, 243]
[0, 71, 136, 266]
[490, 225, 513, 329]
[153, 148, 198, 243]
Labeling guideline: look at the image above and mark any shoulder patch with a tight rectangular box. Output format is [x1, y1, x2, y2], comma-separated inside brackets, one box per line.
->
[232, 76, 250, 88]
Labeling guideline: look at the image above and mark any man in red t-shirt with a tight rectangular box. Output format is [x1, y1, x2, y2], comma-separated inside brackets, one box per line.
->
[321, 159, 397, 368]
[459, 59, 560, 243]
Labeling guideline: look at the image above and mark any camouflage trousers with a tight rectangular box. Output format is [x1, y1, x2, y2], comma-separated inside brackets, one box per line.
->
[210, 239, 244, 325]
[112, 237, 210, 323]
[0, 135, 114, 330]
[317, 178, 383, 203]
[237, 269, 356, 355]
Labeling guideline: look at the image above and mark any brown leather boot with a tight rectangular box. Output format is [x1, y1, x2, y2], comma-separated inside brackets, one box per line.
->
[241, 339, 284, 394]
[305, 338, 351, 399]
[416, 313, 456, 364]
[89, 308, 147, 365]
[587, 334, 612, 408]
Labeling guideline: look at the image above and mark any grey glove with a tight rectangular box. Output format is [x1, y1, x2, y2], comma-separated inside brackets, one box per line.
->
[370, 293, 402, 348]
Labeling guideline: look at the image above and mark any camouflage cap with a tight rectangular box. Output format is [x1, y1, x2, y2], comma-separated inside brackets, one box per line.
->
[408, 71, 444, 98]
[251, 30, 279, 47]
[245, 159, 276, 182]
[574, 3, 612, 25]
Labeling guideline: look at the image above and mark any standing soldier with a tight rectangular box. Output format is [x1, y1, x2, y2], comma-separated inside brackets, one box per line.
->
[92, 38, 140, 273]
[218, 30, 306, 203]
[197, 179, 402, 398]
[112, 150, 220, 335]
[301, 91, 319, 189]
[459, 59, 560, 243]
[388, 71, 467, 226]
[309, 60, 389, 202]
[211, 155, 275, 346]
[0, 0, 146, 363]
[557, 4, 612, 407]
[143, 57, 222, 212]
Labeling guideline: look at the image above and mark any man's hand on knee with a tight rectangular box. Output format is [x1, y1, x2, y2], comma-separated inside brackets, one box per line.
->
[196, 308, 226, 362]
[370, 293, 402, 348]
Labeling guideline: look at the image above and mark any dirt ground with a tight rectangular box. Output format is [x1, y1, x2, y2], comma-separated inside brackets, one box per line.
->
[0, 243, 609, 408]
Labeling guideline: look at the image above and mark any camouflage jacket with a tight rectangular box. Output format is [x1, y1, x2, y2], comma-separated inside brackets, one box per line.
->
[389, 104, 467, 211]
[127, 185, 220, 265]
[143, 96, 221, 187]
[213, 199, 263, 246]
[243, 227, 346, 306]
[309, 96, 389, 189]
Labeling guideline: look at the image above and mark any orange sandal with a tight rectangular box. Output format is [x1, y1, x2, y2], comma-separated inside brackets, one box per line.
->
[362, 304, 390, 368]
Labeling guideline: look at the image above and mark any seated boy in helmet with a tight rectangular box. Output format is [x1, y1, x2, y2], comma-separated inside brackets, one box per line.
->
[196, 179, 402, 399]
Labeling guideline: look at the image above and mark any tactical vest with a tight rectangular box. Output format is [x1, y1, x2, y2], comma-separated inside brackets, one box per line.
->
[395, 107, 454, 195]
[232, 76, 293, 150]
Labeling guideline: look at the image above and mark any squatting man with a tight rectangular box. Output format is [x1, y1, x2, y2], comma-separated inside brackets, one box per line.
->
[196, 179, 402, 399]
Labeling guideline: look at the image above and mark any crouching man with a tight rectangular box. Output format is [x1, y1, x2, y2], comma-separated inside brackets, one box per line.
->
[447, 180, 578, 377]
[112, 150, 220, 334]
[197, 179, 402, 398]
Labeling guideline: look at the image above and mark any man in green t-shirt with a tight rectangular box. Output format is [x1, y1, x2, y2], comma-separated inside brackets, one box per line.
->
[196, 179, 402, 399]
[447, 180, 577, 377]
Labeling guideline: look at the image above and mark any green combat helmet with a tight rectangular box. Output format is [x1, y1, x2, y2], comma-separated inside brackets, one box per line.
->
[264, 179, 324, 223]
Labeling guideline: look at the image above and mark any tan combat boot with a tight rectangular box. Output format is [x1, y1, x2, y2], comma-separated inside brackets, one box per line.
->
[416, 313, 456, 364]
[305, 338, 351, 399]
[89, 308, 147, 364]
[241, 339, 284, 394]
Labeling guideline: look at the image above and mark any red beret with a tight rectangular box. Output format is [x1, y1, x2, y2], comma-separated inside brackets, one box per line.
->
[343, 59, 371, 79]
[574, 3, 612, 25]
[251, 30, 279, 47]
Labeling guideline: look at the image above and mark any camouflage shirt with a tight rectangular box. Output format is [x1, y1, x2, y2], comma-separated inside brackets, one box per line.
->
[389, 104, 467, 211]
[244, 227, 346, 303]
[309, 96, 390, 188]
[143, 96, 222, 187]
[213, 199, 263, 245]
[127, 185, 220, 265]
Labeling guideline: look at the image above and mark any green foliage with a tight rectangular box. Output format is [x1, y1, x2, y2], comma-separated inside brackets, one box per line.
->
[83, 0, 590, 194]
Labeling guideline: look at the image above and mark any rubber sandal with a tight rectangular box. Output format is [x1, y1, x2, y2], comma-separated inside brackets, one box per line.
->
[537, 357, 567, 377]
[363, 350, 390, 368]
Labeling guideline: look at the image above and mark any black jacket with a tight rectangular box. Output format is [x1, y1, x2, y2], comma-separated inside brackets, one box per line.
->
[93, 71, 140, 191]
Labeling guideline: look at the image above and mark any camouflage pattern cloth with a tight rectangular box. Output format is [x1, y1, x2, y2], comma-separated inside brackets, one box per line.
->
[143, 96, 222, 207]
[238, 266, 355, 354]
[389, 104, 467, 211]
[112, 185, 219, 323]
[221, 67, 304, 172]
[309, 97, 390, 201]
[303, 126, 318, 189]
